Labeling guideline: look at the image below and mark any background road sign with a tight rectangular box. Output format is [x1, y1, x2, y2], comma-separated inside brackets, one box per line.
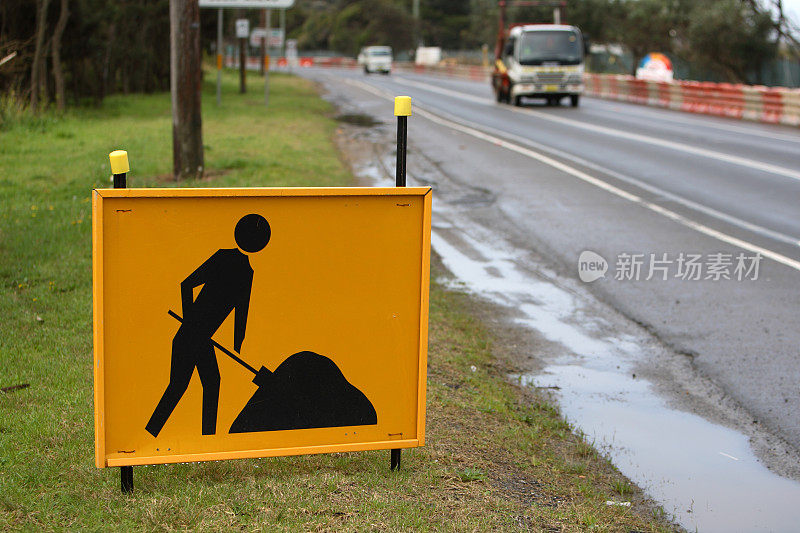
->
[250, 28, 283, 48]
[199, 0, 295, 8]
[93, 187, 431, 467]
[235, 18, 250, 39]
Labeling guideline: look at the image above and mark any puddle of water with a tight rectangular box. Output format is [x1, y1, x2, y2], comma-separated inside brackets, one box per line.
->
[344, 127, 800, 532]
[430, 222, 800, 533]
[520, 367, 800, 532]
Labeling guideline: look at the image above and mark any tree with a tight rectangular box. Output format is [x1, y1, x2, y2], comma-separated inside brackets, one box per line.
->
[170, 0, 204, 181]
[744, 0, 800, 57]
[614, 0, 685, 74]
[328, 0, 413, 55]
[420, 0, 471, 49]
[682, 0, 777, 83]
[30, 0, 51, 112]
[568, 0, 625, 44]
[51, 0, 69, 111]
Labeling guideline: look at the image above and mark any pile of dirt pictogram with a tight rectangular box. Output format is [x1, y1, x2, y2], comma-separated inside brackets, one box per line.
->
[229, 351, 377, 433]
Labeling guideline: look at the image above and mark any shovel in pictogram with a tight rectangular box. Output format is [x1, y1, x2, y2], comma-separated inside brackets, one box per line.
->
[168, 310, 273, 387]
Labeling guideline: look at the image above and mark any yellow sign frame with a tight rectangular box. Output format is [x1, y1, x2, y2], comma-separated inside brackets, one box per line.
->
[93, 187, 432, 468]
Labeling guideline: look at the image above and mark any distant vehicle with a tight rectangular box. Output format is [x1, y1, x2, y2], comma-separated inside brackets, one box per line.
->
[493, 24, 586, 107]
[358, 46, 392, 75]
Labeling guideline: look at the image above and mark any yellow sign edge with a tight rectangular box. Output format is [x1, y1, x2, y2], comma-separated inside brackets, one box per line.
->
[92, 190, 106, 468]
[93, 186, 432, 198]
[92, 187, 432, 467]
[106, 439, 421, 467]
[416, 192, 432, 445]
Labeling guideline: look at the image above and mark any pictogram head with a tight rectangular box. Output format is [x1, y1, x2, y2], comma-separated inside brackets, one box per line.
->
[235, 214, 271, 253]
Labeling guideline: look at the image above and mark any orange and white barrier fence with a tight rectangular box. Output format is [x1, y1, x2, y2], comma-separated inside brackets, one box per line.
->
[224, 55, 358, 70]
[584, 74, 800, 127]
[391, 63, 800, 127]
[393, 62, 491, 82]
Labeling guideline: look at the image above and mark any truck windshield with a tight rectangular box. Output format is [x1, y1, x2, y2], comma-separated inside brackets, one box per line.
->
[518, 31, 582, 65]
[368, 49, 392, 57]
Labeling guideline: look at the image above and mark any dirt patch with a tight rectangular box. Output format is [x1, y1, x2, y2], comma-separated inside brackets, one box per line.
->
[151, 168, 232, 183]
[335, 113, 383, 127]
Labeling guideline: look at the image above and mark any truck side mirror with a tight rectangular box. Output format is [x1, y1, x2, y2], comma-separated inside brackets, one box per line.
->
[504, 38, 515, 58]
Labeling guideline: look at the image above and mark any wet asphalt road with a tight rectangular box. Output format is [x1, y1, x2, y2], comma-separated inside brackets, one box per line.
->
[300, 68, 800, 456]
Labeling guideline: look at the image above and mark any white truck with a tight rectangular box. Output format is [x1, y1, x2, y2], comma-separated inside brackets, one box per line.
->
[357, 46, 392, 75]
[492, 24, 585, 107]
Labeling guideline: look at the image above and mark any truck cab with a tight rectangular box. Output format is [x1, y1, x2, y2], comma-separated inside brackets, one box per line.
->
[493, 25, 585, 107]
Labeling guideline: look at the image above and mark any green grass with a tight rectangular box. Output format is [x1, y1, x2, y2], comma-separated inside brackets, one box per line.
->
[0, 69, 678, 531]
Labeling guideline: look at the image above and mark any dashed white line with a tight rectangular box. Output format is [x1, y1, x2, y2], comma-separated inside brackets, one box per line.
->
[345, 77, 800, 273]
[391, 76, 800, 183]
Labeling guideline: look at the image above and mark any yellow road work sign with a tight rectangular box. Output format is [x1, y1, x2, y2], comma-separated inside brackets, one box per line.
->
[92, 187, 432, 467]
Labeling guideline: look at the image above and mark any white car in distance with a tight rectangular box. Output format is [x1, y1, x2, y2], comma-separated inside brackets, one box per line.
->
[358, 46, 392, 74]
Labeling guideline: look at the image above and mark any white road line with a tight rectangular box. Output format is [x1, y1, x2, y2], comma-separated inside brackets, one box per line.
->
[356, 76, 800, 248]
[392, 83, 800, 247]
[345, 77, 800, 273]
[398, 72, 800, 145]
[391, 77, 800, 183]
[719, 452, 740, 461]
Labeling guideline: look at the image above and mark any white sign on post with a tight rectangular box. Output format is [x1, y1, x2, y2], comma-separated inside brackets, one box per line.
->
[249, 28, 283, 49]
[235, 19, 250, 39]
[199, 0, 295, 8]
[250, 28, 267, 48]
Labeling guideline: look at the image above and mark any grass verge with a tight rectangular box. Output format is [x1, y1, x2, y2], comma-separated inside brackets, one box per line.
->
[0, 69, 677, 531]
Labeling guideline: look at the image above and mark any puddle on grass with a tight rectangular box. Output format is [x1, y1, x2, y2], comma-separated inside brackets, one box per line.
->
[429, 223, 800, 533]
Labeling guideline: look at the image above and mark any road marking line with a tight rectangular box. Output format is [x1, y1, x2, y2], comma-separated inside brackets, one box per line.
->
[719, 452, 740, 461]
[398, 72, 800, 145]
[345, 78, 800, 273]
[391, 77, 800, 183]
[390, 78, 800, 247]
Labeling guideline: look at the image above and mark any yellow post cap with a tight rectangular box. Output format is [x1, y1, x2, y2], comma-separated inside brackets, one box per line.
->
[394, 96, 412, 117]
[109, 150, 130, 174]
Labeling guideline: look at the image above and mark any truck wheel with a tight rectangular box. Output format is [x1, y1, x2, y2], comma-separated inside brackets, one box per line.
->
[363, 66, 370, 74]
[513, 95, 522, 107]
[571, 95, 580, 107]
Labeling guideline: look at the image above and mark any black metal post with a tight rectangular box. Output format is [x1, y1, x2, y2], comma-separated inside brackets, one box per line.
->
[395, 116, 407, 187]
[391, 97, 410, 472]
[109, 149, 132, 493]
[121, 466, 133, 493]
[391, 448, 401, 471]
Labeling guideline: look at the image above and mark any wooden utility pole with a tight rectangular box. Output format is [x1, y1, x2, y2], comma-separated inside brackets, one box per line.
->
[260, 9, 266, 76]
[170, 0, 204, 181]
[239, 35, 247, 92]
[238, 11, 247, 93]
